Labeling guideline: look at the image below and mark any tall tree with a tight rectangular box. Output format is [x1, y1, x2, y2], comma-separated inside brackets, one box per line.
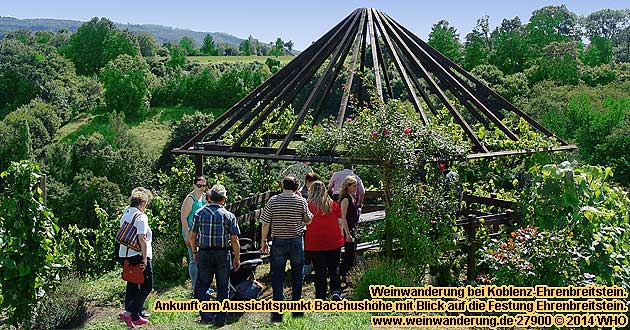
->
[166, 45, 187, 69]
[248, 35, 258, 55]
[0, 39, 79, 118]
[239, 38, 251, 56]
[428, 20, 462, 63]
[463, 16, 491, 70]
[582, 35, 613, 66]
[529, 41, 581, 85]
[100, 55, 153, 116]
[613, 26, 630, 62]
[200, 34, 218, 55]
[179, 36, 197, 56]
[490, 17, 529, 74]
[34, 31, 53, 45]
[526, 5, 580, 60]
[284, 40, 294, 53]
[269, 37, 285, 56]
[136, 32, 159, 57]
[102, 30, 138, 65]
[61, 17, 115, 75]
[583, 9, 629, 39]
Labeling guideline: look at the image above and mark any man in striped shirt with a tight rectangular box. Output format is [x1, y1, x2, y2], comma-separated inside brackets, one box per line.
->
[260, 175, 313, 322]
[190, 184, 240, 327]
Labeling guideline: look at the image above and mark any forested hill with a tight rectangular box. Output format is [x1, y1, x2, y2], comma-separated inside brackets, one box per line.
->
[0, 16, 244, 46]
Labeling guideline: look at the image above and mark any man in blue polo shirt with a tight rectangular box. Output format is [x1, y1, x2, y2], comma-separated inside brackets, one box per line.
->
[190, 184, 240, 327]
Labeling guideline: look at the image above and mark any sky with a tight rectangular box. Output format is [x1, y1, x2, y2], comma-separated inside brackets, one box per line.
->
[3, 0, 628, 49]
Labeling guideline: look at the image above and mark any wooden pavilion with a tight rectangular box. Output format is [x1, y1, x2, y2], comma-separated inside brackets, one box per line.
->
[172, 8, 575, 175]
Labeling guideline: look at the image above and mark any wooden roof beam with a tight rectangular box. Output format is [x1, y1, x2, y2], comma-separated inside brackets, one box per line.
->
[372, 9, 429, 125]
[230, 10, 362, 150]
[375, 10, 487, 152]
[276, 9, 365, 155]
[336, 10, 368, 127]
[383, 12, 519, 141]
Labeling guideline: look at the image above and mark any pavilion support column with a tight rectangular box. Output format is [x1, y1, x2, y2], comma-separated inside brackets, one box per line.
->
[194, 154, 203, 177]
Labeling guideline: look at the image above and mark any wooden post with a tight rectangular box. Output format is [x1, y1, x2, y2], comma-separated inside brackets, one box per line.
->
[194, 154, 203, 177]
[491, 193, 499, 233]
[466, 214, 477, 284]
[248, 193, 257, 244]
[463, 190, 470, 214]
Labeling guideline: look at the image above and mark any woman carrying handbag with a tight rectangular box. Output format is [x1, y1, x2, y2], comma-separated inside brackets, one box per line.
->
[117, 187, 154, 328]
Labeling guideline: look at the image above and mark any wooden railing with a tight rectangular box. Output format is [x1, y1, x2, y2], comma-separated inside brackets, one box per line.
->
[225, 190, 519, 282]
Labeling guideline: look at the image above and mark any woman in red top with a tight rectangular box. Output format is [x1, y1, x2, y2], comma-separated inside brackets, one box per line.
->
[306, 181, 347, 300]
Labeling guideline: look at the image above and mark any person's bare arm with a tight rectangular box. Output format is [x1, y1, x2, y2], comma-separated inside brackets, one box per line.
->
[180, 197, 193, 245]
[230, 235, 240, 271]
[357, 179, 365, 207]
[189, 232, 198, 262]
[261, 223, 270, 254]
[138, 234, 148, 270]
[302, 200, 313, 225]
[340, 198, 353, 242]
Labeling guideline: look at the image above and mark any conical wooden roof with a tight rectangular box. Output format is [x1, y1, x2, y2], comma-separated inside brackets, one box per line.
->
[174, 8, 573, 163]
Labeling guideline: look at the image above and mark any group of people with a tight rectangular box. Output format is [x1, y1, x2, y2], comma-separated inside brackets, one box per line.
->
[260, 163, 365, 322]
[116, 163, 365, 327]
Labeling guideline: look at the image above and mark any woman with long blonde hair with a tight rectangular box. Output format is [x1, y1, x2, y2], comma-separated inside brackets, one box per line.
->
[338, 175, 359, 283]
[305, 181, 345, 300]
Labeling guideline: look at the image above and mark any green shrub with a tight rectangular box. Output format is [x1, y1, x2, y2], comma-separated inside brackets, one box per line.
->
[55, 172, 124, 229]
[479, 226, 588, 286]
[205, 157, 254, 200]
[150, 62, 270, 110]
[57, 203, 120, 277]
[3, 99, 61, 150]
[157, 111, 214, 170]
[0, 161, 63, 327]
[581, 64, 617, 86]
[31, 276, 87, 330]
[350, 259, 423, 300]
[152, 235, 188, 287]
[521, 162, 630, 288]
[67, 131, 155, 193]
[152, 156, 196, 239]
[390, 182, 459, 268]
[100, 54, 153, 118]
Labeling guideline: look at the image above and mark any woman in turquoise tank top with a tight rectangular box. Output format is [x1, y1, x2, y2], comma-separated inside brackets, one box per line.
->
[180, 176, 207, 294]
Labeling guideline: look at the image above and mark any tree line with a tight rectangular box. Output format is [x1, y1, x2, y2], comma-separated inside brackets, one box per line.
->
[2, 17, 294, 58]
[427, 7, 630, 82]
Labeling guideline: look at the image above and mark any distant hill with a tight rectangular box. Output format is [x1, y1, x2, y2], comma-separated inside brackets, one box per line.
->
[0, 16, 247, 47]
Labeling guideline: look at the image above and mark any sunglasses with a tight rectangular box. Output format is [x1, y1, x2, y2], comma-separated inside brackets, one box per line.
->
[196, 184, 206, 188]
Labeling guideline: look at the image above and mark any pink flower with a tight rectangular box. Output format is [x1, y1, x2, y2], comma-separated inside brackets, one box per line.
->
[383, 130, 390, 136]
[371, 131, 378, 138]
[403, 127, 411, 135]
[346, 118, 353, 122]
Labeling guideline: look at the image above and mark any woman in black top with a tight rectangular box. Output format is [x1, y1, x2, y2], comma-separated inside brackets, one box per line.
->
[338, 176, 359, 281]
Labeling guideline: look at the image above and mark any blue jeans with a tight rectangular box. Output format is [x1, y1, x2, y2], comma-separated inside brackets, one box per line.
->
[195, 249, 230, 324]
[270, 237, 304, 319]
[187, 247, 198, 292]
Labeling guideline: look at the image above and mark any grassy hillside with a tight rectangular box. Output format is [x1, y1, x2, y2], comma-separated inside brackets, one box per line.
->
[56, 106, 226, 159]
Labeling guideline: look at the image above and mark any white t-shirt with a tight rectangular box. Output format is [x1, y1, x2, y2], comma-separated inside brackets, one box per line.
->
[118, 207, 152, 259]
